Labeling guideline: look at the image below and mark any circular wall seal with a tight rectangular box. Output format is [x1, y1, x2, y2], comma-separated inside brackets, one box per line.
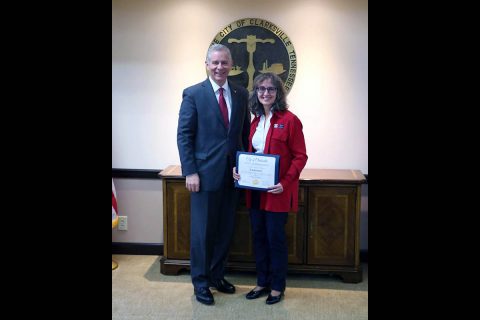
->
[211, 18, 297, 93]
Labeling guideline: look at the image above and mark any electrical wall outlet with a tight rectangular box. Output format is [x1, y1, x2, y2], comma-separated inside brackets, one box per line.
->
[118, 216, 128, 231]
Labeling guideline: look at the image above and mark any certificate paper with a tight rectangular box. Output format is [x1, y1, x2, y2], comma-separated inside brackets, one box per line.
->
[235, 152, 280, 191]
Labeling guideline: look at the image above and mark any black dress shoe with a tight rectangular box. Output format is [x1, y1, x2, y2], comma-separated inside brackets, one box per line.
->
[266, 292, 284, 305]
[211, 278, 235, 294]
[246, 287, 271, 300]
[194, 287, 214, 305]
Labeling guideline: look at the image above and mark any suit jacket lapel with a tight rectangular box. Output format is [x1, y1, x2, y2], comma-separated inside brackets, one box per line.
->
[228, 81, 239, 134]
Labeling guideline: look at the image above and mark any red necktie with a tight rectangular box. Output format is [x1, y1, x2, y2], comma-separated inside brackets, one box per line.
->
[218, 88, 229, 128]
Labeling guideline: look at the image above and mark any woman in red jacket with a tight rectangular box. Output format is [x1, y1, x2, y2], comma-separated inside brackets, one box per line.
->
[233, 72, 308, 305]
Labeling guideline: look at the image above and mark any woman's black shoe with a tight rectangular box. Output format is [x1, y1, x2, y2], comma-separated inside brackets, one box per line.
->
[246, 287, 271, 300]
[266, 292, 283, 305]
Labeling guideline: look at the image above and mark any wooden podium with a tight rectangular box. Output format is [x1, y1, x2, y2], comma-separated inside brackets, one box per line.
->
[159, 165, 366, 283]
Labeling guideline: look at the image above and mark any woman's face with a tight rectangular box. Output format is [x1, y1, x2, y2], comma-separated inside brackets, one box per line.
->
[256, 79, 277, 109]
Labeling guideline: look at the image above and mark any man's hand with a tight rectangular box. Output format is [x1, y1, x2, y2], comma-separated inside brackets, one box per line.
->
[186, 173, 200, 192]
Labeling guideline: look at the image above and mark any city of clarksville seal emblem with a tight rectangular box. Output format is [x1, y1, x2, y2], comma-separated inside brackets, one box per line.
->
[211, 18, 297, 93]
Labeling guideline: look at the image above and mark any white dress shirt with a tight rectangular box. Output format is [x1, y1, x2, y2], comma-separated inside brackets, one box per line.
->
[209, 77, 232, 121]
[251, 112, 272, 154]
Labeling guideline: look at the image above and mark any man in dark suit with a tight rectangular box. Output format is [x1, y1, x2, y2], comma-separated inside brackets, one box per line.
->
[177, 44, 250, 305]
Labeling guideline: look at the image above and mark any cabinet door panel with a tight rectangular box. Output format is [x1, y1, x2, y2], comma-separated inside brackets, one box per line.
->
[165, 181, 191, 259]
[307, 187, 356, 265]
[229, 205, 254, 261]
[286, 206, 305, 264]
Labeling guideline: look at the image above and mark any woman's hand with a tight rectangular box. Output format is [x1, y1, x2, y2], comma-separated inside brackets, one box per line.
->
[267, 183, 283, 194]
[233, 167, 241, 181]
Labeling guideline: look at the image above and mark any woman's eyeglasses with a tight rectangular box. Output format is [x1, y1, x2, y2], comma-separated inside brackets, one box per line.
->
[256, 86, 277, 94]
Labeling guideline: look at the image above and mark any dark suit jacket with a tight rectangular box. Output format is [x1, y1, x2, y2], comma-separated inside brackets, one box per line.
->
[177, 79, 250, 191]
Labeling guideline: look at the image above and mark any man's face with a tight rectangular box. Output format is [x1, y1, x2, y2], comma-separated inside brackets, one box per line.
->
[206, 50, 232, 86]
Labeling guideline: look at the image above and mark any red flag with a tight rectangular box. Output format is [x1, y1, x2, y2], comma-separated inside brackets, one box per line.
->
[112, 179, 119, 228]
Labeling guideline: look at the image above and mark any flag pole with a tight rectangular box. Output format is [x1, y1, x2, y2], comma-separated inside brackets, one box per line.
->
[112, 217, 119, 270]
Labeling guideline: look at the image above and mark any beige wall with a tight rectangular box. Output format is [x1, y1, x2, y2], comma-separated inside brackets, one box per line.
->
[112, 0, 368, 247]
[112, 0, 368, 172]
[112, 178, 163, 243]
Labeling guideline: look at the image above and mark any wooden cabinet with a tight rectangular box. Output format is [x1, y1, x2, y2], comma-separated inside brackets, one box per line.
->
[159, 166, 366, 283]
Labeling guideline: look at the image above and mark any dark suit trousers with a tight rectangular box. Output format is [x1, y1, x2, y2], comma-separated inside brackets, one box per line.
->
[250, 191, 288, 292]
[190, 178, 238, 289]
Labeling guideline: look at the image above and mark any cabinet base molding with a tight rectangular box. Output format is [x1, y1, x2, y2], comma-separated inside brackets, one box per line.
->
[160, 258, 363, 283]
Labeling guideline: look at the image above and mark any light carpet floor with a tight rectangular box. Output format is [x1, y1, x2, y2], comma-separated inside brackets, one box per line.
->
[112, 255, 368, 320]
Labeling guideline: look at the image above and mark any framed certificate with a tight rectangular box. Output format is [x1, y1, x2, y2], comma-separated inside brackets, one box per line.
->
[235, 152, 280, 191]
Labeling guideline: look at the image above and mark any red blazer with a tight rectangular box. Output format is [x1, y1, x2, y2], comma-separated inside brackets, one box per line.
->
[245, 110, 308, 212]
